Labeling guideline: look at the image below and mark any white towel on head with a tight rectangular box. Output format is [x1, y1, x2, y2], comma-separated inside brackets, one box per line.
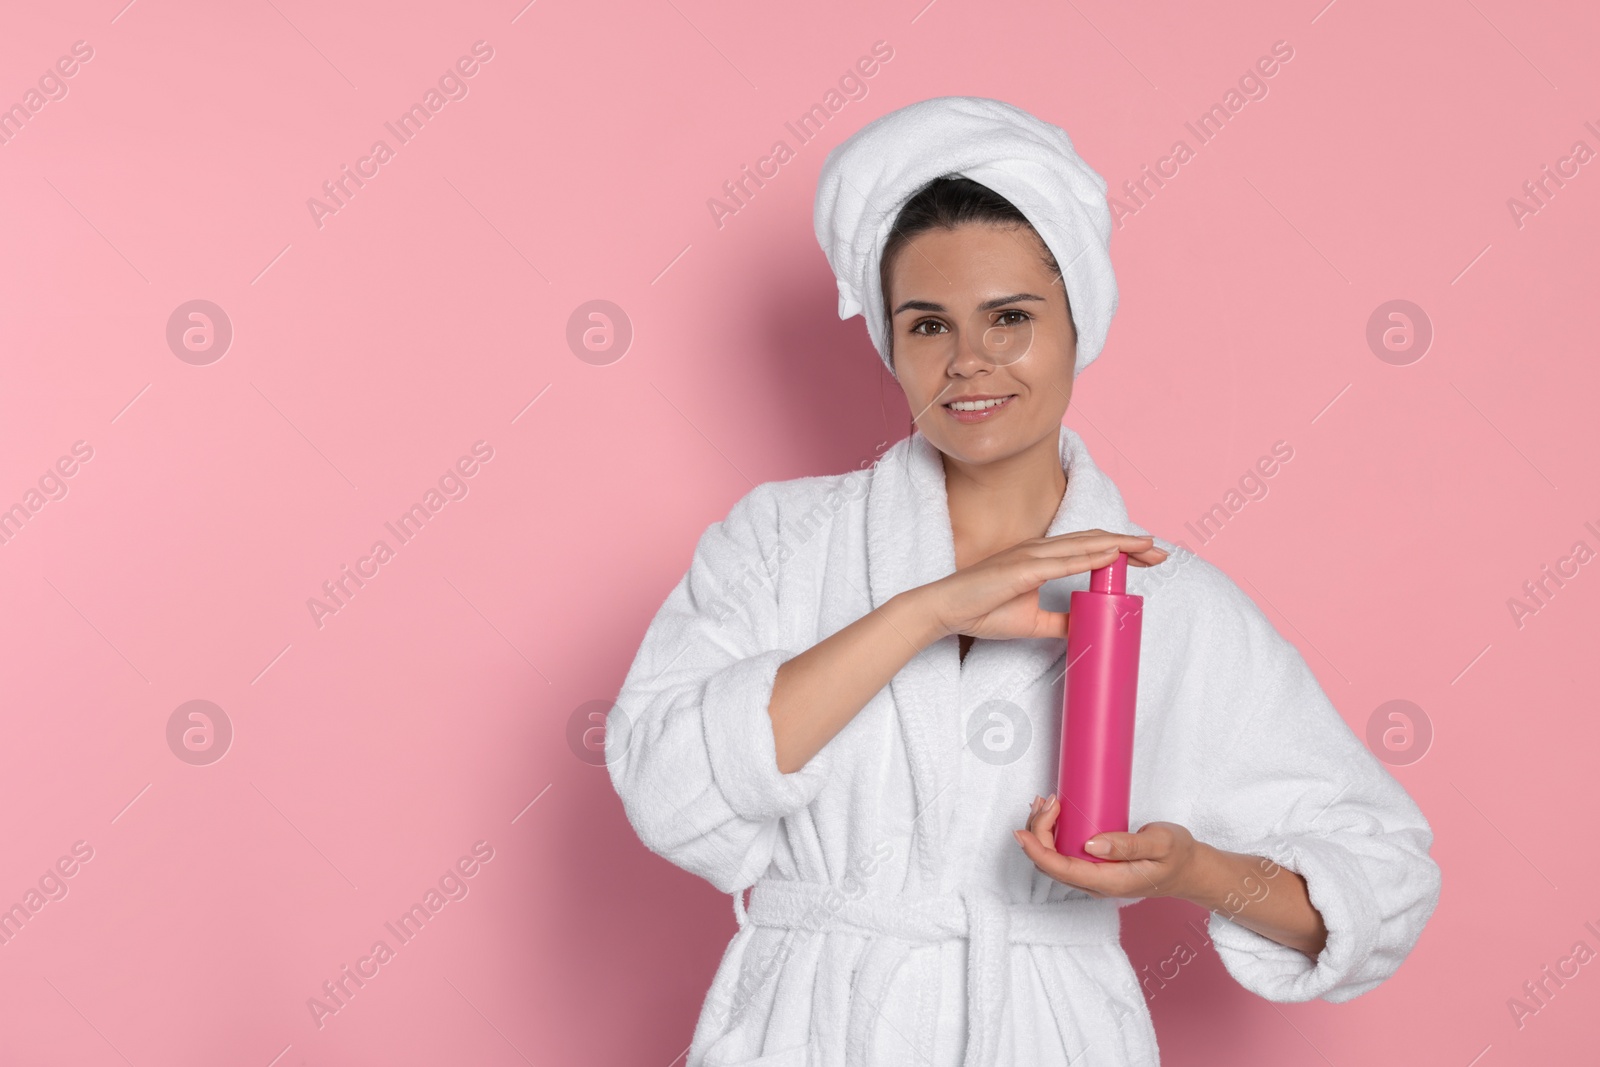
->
[812, 95, 1118, 380]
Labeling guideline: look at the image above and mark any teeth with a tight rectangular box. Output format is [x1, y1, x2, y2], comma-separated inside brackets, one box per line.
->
[949, 397, 1011, 411]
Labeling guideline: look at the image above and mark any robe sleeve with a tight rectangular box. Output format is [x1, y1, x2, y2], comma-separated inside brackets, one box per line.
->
[1184, 569, 1442, 1004]
[606, 482, 838, 894]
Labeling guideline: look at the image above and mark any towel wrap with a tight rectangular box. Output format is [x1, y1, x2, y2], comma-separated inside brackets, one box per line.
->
[812, 95, 1119, 381]
[740, 876, 1122, 1067]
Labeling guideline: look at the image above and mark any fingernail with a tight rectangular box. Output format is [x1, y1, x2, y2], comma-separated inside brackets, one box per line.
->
[1085, 838, 1109, 855]
[1045, 793, 1056, 806]
[1013, 830, 1026, 846]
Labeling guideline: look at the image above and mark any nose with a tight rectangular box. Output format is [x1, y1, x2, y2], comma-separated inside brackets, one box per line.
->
[953, 309, 1033, 371]
[949, 323, 997, 375]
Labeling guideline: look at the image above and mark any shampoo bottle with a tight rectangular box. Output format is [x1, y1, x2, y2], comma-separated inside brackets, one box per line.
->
[1053, 551, 1143, 863]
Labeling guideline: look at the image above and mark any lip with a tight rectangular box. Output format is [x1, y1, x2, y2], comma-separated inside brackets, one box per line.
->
[942, 393, 1018, 424]
[943, 393, 1014, 403]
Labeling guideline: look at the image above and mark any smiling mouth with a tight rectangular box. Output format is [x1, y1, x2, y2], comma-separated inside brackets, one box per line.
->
[944, 394, 1018, 412]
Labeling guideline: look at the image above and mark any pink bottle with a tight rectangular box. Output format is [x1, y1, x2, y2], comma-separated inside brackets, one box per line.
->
[1054, 552, 1143, 863]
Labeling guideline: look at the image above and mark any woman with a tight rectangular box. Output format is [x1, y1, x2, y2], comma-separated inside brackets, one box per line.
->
[607, 97, 1440, 1067]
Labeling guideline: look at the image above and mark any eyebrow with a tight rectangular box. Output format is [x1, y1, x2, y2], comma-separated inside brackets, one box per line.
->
[892, 293, 1048, 316]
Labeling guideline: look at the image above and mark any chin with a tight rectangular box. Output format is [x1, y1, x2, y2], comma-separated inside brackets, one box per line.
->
[930, 430, 1022, 464]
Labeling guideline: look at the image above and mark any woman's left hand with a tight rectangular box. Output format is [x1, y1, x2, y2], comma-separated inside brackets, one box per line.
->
[1013, 794, 1203, 901]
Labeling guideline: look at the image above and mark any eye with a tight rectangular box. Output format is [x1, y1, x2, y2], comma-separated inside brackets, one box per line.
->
[994, 309, 1031, 326]
[910, 318, 948, 336]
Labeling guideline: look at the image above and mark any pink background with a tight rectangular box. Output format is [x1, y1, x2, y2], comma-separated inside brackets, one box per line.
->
[1, 0, 1595, 1063]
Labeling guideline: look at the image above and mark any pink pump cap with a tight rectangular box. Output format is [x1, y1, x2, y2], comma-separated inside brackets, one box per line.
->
[1089, 552, 1127, 594]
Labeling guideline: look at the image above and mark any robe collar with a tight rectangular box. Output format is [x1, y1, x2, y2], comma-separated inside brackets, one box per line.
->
[864, 422, 1148, 891]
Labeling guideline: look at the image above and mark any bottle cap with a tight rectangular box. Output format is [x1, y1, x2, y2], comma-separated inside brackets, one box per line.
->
[1089, 552, 1127, 595]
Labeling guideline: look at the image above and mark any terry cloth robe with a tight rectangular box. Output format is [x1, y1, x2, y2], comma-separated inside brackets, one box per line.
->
[607, 423, 1442, 1067]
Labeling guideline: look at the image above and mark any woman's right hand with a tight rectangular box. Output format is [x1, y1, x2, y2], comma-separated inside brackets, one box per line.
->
[921, 530, 1168, 643]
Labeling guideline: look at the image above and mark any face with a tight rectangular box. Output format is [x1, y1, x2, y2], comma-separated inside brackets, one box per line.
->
[885, 221, 1077, 467]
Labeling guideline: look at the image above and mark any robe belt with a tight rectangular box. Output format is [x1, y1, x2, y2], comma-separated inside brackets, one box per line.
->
[741, 877, 1121, 1067]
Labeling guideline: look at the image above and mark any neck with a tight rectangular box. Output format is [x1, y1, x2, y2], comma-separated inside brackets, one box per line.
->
[941, 429, 1068, 567]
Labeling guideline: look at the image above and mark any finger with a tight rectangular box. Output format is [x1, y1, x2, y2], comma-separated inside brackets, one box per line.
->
[1023, 796, 1053, 845]
[1080, 833, 1172, 899]
[1014, 830, 1118, 891]
[1019, 836, 1152, 899]
[1038, 540, 1161, 572]
[1029, 610, 1071, 641]
[1045, 531, 1156, 552]
[1084, 830, 1146, 861]
[1034, 794, 1060, 839]
[1024, 794, 1052, 835]
[1019, 547, 1134, 587]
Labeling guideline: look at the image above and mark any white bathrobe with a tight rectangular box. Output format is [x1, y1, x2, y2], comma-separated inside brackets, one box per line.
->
[607, 424, 1441, 1067]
